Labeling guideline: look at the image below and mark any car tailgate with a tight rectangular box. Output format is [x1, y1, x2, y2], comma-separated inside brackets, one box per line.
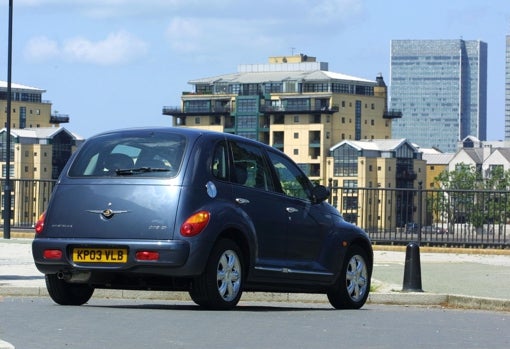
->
[42, 182, 181, 240]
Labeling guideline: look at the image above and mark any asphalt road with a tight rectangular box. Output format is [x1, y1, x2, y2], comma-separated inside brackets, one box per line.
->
[0, 297, 509, 349]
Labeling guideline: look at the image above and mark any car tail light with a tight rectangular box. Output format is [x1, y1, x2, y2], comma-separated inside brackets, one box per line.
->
[43, 249, 63, 260]
[180, 211, 210, 237]
[136, 251, 160, 261]
[34, 212, 46, 234]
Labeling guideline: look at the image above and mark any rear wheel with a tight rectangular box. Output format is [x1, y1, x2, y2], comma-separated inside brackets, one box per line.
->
[45, 274, 94, 306]
[189, 239, 243, 310]
[327, 245, 371, 309]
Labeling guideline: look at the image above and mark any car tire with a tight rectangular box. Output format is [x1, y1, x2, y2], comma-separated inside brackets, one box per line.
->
[45, 274, 94, 306]
[327, 245, 371, 309]
[189, 239, 243, 310]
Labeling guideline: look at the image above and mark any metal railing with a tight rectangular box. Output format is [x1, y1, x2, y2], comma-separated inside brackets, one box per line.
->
[2, 179, 509, 248]
[1, 179, 56, 229]
[328, 185, 510, 248]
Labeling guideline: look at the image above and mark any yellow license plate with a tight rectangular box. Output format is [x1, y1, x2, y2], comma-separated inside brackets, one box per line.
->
[72, 248, 128, 263]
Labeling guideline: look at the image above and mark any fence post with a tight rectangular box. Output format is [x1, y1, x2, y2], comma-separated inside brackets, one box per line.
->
[328, 178, 333, 205]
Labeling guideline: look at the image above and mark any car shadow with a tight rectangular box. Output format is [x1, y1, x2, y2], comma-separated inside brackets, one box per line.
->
[85, 301, 340, 312]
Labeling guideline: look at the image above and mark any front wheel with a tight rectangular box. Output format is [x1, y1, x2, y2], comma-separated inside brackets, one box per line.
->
[45, 274, 94, 306]
[327, 245, 371, 309]
[189, 239, 244, 310]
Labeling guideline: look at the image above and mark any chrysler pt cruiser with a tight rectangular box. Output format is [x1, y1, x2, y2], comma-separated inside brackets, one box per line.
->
[32, 127, 373, 310]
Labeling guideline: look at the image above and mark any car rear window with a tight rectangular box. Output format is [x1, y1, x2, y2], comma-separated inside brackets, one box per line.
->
[68, 131, 186, 178]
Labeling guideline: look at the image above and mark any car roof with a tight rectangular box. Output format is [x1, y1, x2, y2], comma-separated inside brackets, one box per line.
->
[89, 127, 279, 152]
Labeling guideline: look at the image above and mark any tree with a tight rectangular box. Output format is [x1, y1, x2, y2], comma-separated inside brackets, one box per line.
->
[433, 163, 510, 232]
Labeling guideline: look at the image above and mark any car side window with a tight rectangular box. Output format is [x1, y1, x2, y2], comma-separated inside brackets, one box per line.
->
[267, 150, 311, 201]
[229, 141, 274, 191]
[211, 141, 228, 181]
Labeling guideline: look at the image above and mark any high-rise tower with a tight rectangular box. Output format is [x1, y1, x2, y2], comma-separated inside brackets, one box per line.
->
[390, 39, 488, 152]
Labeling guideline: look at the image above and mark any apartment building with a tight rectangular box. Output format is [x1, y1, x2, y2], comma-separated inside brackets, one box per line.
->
[0, 127, 83, 227]
[0, 81, 77, 227]
[163, 54, 400, 183]
[329, 138, 426, 229]
[0, 81, 69, 129]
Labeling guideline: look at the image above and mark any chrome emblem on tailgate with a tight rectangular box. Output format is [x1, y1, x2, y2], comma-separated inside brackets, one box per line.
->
[86, 207, 129, 219]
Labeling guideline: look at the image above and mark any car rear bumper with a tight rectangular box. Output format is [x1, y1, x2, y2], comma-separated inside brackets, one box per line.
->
[32, 238, 196, 276]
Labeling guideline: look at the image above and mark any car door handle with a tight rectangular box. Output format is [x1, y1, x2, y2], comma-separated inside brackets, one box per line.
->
[286, 207, 299, 213]
[235, 198, 250, 205]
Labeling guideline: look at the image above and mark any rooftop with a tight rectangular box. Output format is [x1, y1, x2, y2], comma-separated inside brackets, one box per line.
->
[0, 80, 45, 93]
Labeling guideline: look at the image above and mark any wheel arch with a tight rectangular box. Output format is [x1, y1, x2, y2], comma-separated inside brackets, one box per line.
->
[348, 237, 374, 275]
[216, 227, 253, 278]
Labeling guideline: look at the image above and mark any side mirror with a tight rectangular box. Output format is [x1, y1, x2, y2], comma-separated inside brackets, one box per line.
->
[311, 185, 330, 204]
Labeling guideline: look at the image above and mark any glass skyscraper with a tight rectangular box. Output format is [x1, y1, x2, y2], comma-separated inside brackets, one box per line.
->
[390, 39, 487, 152]
[505, 35, 510, 140]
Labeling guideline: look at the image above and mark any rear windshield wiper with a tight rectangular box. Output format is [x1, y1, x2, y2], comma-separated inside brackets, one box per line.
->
[115, 167, 171, 175]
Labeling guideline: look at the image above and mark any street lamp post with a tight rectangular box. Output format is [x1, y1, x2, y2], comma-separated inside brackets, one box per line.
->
[3, 0, 13, 239]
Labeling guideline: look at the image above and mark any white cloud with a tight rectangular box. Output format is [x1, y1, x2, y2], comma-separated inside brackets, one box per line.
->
[165, 17, 203, 52]
[309, 0, 364, 23]
[165, 17, 284, 56]
[63, 31, 148, 65]
[24, 31, 149, 66]
[13, 0, 230, 19]
[24, 36, 59, 62]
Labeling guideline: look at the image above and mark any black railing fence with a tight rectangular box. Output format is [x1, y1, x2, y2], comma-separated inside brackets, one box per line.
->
[1, 179, 56, 229]
[2, 179, 509, 247]
[329, 185, 510, 248]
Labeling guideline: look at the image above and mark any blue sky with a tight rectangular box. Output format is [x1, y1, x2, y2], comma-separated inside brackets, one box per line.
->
[0, 0, 508, 141]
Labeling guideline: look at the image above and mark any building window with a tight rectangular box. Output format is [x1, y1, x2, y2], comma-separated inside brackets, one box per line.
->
[355, 100, 362, 140]
[343, 196, 358, 210]
[293, 149, 299, 155]
[332, 144, 358, 177]
[20, 107, 26, 128]
[185, 100, 210, 113]
[194, 117, 201, 124]
[294, 132, 299, 139]
[237, 98, 258, 112]
[294, 115, 300, 123]
[343, 179, 358, 193]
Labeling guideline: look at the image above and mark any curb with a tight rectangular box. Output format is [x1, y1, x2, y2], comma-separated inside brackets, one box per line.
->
[1, 286, 509, 312]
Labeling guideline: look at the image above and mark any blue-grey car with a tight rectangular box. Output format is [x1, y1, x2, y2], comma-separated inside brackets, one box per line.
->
[32, 127, 373, 310]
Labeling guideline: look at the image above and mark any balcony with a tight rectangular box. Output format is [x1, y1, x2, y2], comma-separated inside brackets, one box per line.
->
[162, 105, 231, 117]
[49, 113, 70, 124]
[383, 109, 403, 119]
[260, 104, 338, 115]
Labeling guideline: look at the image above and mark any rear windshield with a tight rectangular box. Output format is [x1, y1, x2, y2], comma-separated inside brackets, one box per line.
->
[68, 131, 186, 178]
